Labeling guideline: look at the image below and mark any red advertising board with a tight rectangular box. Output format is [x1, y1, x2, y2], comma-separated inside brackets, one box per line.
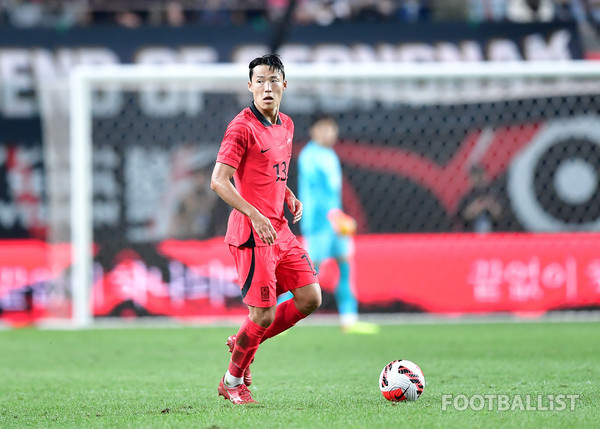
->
[1, 234, 599, 325]
[352, 233, 600, 314]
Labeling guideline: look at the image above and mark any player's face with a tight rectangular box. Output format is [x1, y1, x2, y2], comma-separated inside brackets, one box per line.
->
[248, 65, 287, 115]
[312, 119, 338, 148]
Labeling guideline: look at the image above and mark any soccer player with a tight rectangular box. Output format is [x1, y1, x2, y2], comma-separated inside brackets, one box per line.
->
[297, 114, 378, 334]
[210, 54, 321, 404]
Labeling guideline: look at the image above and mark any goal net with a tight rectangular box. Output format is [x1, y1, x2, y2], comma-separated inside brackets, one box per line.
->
[39, 61, 600, 327]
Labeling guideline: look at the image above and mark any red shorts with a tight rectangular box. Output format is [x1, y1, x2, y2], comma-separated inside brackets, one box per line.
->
[229, 236, 319, 308]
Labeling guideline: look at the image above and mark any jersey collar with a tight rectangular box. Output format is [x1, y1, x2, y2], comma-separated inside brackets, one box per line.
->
[250, 101, 281, 127]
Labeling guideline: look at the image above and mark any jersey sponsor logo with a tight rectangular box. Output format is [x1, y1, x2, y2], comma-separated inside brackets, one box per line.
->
[260, 147, 271, 153]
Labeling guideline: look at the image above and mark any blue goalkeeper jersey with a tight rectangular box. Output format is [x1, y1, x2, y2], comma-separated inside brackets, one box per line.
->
[297, 140, 343, 236]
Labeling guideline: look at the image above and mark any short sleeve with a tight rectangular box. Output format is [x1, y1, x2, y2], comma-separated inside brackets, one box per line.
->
[217, 121, 248, 169]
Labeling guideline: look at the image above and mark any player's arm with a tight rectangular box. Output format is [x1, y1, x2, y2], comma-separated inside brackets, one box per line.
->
[210, 161, 277, 245]
[285, 186, 302, 224]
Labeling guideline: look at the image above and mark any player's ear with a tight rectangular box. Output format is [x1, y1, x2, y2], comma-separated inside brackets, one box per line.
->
[283, 80, 287, 91]
[247, 81, 252, 92]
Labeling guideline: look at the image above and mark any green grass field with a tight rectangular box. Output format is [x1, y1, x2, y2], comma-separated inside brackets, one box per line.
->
[0, 320, 598, 428]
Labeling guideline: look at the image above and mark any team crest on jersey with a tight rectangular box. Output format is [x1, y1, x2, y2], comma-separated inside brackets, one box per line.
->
[260, 286, 270, 301]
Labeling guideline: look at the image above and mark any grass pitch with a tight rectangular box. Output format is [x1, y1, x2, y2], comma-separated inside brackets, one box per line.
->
[0, 319, 598, 428]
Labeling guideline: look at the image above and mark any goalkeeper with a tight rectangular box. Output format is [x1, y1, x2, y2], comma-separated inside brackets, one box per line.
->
[297, 114, 378, 334]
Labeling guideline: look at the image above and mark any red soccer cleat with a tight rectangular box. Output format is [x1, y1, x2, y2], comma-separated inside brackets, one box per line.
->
[226, 335, 253, 386]
[218, 376, 257, 404]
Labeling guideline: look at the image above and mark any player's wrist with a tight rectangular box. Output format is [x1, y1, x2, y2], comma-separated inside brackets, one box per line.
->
[247, 207, 264, 222]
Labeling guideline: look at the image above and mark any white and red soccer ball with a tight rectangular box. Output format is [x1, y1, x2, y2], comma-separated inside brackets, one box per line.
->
[379, 359, 425, 402]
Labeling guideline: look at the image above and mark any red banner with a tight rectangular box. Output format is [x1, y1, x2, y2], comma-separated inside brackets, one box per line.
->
[1, 234, 600, 325]
[92, 239, 245, 318]
[352, 233, 600, 314]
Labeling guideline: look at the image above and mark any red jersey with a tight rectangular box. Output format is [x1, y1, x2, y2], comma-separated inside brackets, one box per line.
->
[217, 102, 295, 247]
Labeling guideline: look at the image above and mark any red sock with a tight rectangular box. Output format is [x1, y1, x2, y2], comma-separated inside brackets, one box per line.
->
[261, 299, 307, 343]
[228, 317, 267, 378]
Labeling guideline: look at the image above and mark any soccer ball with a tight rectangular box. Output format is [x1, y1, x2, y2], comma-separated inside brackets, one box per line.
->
[379, 359, 425, 402]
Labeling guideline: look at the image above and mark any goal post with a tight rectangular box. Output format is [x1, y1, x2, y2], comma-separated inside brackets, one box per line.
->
[58, 60, 600, 327]
[67, 64, 252, 327]
[69, 67, 93, 328]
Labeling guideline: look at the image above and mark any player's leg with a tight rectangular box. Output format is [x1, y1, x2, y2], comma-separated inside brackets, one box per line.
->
[308, 231, 360, 330]
[224, 305, 274, 386]
[219, 306, 272, 404]
[261, 282, 320, 342]
[220, 245, 278, 403]
[290, 281, 321, 315]
[272, 233, 319, 306]
[333, 238, 379, 334]
[261, 237, 321, 342]
[335, 256, 359, 327]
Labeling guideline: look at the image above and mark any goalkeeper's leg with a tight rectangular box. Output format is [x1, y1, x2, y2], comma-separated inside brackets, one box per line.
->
[335, 253, 379, 335]
[336, 258, 359, 328]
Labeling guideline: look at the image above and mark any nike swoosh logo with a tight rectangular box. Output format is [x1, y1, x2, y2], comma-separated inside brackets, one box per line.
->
[261, 148, 271, 153]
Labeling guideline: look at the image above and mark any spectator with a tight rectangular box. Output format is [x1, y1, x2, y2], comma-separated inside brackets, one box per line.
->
[506, 0, 555, 22]
[352, 0, 397, 22]
[468, 0, 507, 23]
[456, 164, 504, 234]
[198, 0, 236, 26]
[165, 148, 229, 240]
[430, 0, 470, 21]
[4, 0, 44, 27]
[398, 0, 431, 22]
[554, 0, 581, 21]
[115, 10, 143, 27]
[165, 0, 186, 26]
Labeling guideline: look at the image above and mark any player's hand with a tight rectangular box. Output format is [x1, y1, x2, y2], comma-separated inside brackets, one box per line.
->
[328, 208, 357, 236]
[251, 212, 277, 245]
[286, 193, 303, 224]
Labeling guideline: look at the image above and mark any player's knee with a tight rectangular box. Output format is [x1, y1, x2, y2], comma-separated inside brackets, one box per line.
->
[301, 283, 322, 315]
[249, 306, 276, 328]
[311, 290, 322, 313]
[259, 313, 276, 327]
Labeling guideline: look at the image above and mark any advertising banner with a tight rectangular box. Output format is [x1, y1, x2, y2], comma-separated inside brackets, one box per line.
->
[352, 233, 600, 314]
[2, 233, 599, 325]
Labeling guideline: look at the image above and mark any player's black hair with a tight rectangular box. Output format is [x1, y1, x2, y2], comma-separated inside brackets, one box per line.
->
[310, 112, 336, 126]
[249, 54, 285, 81]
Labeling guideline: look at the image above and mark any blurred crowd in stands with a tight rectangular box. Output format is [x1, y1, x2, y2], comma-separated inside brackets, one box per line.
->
[0, 0, 599, 29]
